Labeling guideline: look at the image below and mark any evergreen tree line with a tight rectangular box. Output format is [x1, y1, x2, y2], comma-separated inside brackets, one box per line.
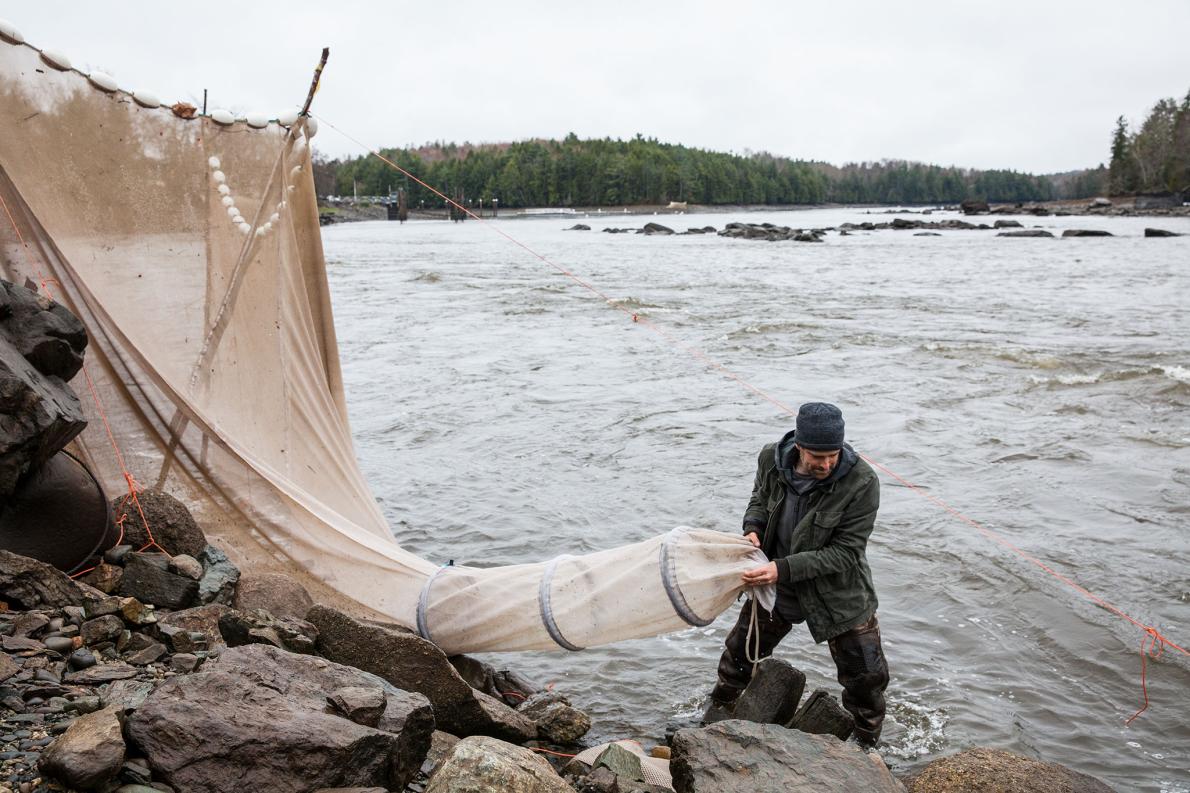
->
[318, 134, 1059, 208]
[1108, 86, 1190, 195]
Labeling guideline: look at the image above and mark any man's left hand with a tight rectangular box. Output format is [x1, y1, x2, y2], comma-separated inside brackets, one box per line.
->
[742, 562, 778, 586]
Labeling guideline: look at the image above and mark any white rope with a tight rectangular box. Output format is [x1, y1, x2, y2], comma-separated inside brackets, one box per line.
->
[744, 596, 762, 673]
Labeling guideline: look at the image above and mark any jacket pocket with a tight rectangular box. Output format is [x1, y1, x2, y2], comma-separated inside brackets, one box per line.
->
[811, 511, 842, 547]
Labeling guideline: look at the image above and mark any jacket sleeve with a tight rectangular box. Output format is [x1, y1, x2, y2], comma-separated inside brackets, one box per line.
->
[741, 447, 770, 537]
[775, 473, 879, 583]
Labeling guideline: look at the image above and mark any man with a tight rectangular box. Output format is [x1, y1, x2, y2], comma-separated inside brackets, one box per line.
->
[709, 402, 889, 746]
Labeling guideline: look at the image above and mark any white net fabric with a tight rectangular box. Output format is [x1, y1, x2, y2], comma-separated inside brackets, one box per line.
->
[0, 40, 772, 654]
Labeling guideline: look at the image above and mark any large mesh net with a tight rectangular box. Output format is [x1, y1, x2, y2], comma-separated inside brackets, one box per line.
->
[0, 39, 770, 654]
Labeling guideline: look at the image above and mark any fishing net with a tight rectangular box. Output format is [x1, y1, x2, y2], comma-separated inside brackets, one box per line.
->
[0, 39, 770, 654]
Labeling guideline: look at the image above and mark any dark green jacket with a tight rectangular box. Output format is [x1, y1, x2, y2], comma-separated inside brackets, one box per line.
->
[742, 432, 880, 642]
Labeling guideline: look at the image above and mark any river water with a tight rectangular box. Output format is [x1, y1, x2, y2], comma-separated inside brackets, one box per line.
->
[322, 208, 1190, 792]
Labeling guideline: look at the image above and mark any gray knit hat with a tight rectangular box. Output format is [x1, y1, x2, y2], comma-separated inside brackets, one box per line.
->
[795, 402, 845, 450]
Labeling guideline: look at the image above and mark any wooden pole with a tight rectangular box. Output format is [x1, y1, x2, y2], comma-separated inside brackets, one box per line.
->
[301, 48, 330, 116]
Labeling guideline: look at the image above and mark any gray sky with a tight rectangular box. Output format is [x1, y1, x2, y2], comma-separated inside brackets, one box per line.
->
[7, 1, 1189, 173]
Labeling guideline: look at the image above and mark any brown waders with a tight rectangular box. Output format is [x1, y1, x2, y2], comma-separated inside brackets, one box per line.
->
[710, 599, 889, 745]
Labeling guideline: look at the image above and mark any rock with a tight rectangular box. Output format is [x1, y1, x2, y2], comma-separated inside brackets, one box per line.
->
[232, 572, 312, 621]
[1090, 197, 1112, 207]
[329, 685, 387, 727]
[518, 691, 591, 744]
[80, 563, 123, 594]
[80, 615, 124, 646]
[43, 636, 75, 654]
[68, 648, 98, 670]
[123, 640, 166, 666]
[1061, 229, 1112, 237]
[313, 789, 388, 793]
[0, 281, 88, 498]
[119, 597, 156, 625]
[642, 222, 675, 235]
[104, 545, 132, 566]
[906, 747, 1114, 792]
[101, 678, 156, 711]
[960, 199, 989, 215]
[993, 219, 1023, 228]
[157, 604, 229, 648]
[422, 730, 460, 777]
[168, 554, 202, 581]
[671, 720, 902, 792]
[649, 746, 670, 760]
[1144, 227, 1181, 237]
[156, 624, 209, 654]
[997, 229, 1054, 238]
[0, 652, 19, 681]
[731, 658, 805, 726]
[196, 544, 239, 605]
[0, 550, 92, 609]
[593, 742, 645, 782]
[64, 662, 139, 684]
[566, 224, 591, 231]
[217, 607, 317, 654]
[168, 653, 200, 673]
[788, 689, 854, 740]
[118, 553, 199, 610]
[913, 232, 941, 236]
[309, 604, 536, 742]
[426, 735, 573, 793]
[110, 490, 206, 557]
[128, 644, 434, 793]
[1135, 192, 1183, 210]
[39, 704, 125, 789]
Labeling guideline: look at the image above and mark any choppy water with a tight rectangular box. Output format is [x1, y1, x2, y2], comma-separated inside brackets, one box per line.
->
[323, 208, 1190, 792]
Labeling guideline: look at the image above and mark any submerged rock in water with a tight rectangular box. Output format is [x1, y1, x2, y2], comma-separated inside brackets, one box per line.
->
[1144, 227, 1181, 237]
[731, 657, 804, 726]
[788, 689, 854, 740]
[127, 643, 434, 793]
[426, 735, 574, 793]
[1061, 229, 1113, 237]
[670, 720, 903, 793]
[308, 604, 536, 742]
[906, 747, 1115, 792]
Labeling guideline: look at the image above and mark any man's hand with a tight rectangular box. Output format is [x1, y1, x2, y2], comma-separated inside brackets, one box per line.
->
[744, 531, 761, 548]
[742, 561, 778, 586]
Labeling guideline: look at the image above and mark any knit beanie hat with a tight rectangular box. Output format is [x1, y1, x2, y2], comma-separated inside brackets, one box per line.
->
[795, 402, 845, 450]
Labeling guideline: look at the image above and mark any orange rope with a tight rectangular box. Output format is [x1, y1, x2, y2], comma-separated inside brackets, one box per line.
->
[316, 116, 1187, 721]
[0, 190, 166, 566]
[530, 747, 578, 759]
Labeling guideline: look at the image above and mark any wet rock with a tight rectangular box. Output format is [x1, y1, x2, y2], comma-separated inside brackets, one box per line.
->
[566, 224, 591, 231]
[196, 544, 239, 605]
[128, 644, 434, 793]
[788, 689, 854, 740]
[642, 222, 675, 235]
[80, 615, 124, 646]
[906, 747, 1114, 792]
[232, 572, 312, 621]
[309, 605, 536, 742]
[960, 199, 989, 214]
[518, 691, 591, 744]
[118, 554, 198, 610]
[732, 657, 805, 726]
[1062, 229, 1112, 237]
[0, 281, 88, 497]
[0, 550, 92, 609]
[68, 648, 97, 670]
[997, 229, 1054, 238]
[993, 219, 1023, 228]
[80, 563, 123, 594]
[426, 735, 573, 793]
[914, 232, 941, 236]
[39, 704, 125, 789]
[671, 720, 903, 792]
[217, 607, 317, 654]
[110, 490, 206, 558]
[1144, 227, 1181, 237]
[168, 554, 202, 581]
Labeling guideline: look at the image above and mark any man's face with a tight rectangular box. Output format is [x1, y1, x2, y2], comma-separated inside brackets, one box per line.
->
[798, 445, 841, 479]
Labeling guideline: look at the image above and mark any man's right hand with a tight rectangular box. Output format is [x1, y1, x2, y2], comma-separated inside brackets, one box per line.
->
[744, 532, 761, 548]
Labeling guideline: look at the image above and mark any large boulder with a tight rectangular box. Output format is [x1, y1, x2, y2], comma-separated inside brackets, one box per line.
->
[127, 643, 434, 793]
[0, 549, 93, 608]
[308, 604, 536, 742]
[111, 489, 207, 557]
[670, 720, 903, 793]
[426, 736, 574, 793]
[731, 658, 804, 726]
[234, 571, 313, 620]
[1061, 229, 1113, 238]
[907, 748, 1115, 792]
[39, 704, 126, 789]
[0, 281, 88, 500]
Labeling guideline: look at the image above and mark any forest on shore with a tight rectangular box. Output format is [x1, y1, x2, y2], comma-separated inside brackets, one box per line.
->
[314, 87, 1189, 209]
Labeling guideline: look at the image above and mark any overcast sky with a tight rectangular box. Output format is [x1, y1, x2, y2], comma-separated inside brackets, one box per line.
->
[8, 2, 1189, 173]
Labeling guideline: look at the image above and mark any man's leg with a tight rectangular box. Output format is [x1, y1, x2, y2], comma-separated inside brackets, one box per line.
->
[710, 598, 793, 706]
[828, 614, 889, 746]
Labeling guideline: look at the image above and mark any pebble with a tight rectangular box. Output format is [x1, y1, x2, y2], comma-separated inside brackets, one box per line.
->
[69, 649, 98, 670]
[169, 554, 204, 581]
[32, 669, 59, 684]
[43, 637, 75, 655]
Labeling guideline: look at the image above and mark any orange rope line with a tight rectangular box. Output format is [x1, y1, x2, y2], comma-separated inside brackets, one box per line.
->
[0, 190, 166, 566]
[530, 747, 578, 759]
[317, 117, 1187, 721]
